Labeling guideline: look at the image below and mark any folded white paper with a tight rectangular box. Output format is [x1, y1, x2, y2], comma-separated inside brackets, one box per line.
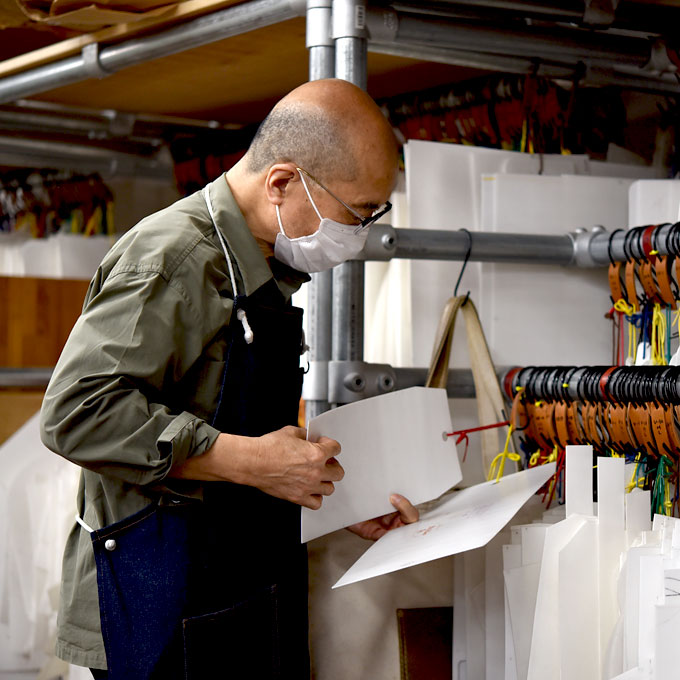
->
[302, 387, 462, 542]
[334, 463, 556, 588]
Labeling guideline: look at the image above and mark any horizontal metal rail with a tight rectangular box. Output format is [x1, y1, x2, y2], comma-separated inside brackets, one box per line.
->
[360, 223, 680, 267]
[0, 368, 53, 389]
[394, 366, 512, 399]
[0, 136, 173, 179]
[0, 0, 306, 104]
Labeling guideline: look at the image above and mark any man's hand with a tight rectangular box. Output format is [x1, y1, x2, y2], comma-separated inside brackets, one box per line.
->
[169, 426, 343, 510]
[247, 426, 344, 509]
[347, 493, 419, 541]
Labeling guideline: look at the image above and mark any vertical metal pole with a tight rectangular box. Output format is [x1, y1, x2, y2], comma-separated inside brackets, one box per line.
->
[331, 0, 367, 396]
[305, 0, 334, 421]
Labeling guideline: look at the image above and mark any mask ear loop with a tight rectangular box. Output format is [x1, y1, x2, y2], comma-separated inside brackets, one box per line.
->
[297, 170, 324, 220]
[203, 187, 254, 344]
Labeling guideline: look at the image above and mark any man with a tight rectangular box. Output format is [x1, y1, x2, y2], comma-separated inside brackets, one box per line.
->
[41, 78, 418, 679]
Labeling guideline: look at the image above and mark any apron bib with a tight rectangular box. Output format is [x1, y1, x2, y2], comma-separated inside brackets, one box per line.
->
[90, 196, 308, 679]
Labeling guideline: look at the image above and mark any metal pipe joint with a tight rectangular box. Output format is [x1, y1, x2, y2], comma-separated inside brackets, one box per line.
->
[332, 0, 367, 40]
[306, 0, 333, 49]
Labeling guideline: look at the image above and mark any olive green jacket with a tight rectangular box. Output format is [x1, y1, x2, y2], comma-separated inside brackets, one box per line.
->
[40, 174, 307, 669]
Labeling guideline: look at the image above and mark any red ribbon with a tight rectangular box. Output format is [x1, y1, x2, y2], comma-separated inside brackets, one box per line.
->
[447, 420, 511, 462]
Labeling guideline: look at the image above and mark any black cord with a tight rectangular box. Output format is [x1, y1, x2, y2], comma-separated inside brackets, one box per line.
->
[454, 228, 473, 305]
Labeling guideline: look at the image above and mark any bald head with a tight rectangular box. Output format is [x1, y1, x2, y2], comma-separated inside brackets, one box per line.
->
[244, 79, 398, 185]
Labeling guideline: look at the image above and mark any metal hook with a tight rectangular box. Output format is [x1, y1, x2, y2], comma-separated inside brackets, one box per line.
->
[454, 228, 472, 304]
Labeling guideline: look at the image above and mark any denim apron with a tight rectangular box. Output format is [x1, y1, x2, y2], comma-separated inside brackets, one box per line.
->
[88, 189, 309, 679]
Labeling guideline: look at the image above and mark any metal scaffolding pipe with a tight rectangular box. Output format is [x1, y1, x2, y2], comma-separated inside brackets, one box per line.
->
[0, 0, 306, 104]
[366, 7, 653, 69]
[305, 0, 334, 421]
[367, 42, 680, 95]
[391, 0, 679, 33]
[394, 366, 512, 398]
[0, 368, 53, 389]
[0, 136, 172, 179]
[331, 0, 367, 393]
[361, 223, 680, 268]
[368, 41, 575, 79]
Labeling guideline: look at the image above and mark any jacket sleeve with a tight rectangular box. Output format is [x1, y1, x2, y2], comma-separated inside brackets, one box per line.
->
[40, 268, 223, 486]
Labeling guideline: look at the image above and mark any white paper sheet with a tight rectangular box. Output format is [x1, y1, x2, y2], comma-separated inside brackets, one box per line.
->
[624, 543, 662, 669]
[598, 457, 626, 661]
[654, 605, 680, 680]
[333, 463, 555, 588]
[566, 445, 594, 517]
[527, 515, 587, 680]
[485, 533, 507, 679]
[558, 518, 600, 679]
[503, 544, 522, 680]
[505, 561, 542, 680]
[625, 489, 651, 535]
[453, 554, 468, 680]
[638, 555, 664, 673]
[302, 387, 461, 542]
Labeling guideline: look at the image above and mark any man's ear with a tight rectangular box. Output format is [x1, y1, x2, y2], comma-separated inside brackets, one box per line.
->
[264, 164, 298, 206]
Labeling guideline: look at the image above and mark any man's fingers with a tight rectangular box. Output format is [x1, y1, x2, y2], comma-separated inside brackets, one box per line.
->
[389, 493, 419, 524]
[324, 458, 345, 482]
[319, 481, 335, 496]
[305, 494, 323, 510]
[287, 425, 308, 439]
[317, 436, 341, 457]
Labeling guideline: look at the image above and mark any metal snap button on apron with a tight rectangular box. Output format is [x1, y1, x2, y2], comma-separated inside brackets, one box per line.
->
[105, 539, 117, 551]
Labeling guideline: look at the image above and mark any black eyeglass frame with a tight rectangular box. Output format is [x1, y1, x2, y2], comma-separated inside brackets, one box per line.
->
[296, 166, 392, 233]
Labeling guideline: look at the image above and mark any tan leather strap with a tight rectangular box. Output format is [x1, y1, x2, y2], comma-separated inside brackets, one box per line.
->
[425, 296, 508, 476]
[625, 260, 640, 311]
[608, 261, 625, 304]
[655, 256, 677, 309]
[639, 260, 660, 304]
[651, 403, 673, 458]
[554, 401, 569, 447]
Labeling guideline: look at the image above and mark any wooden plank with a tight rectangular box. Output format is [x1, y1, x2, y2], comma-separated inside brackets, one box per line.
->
[0, 0, 244, 78]
[0, 276, 88, 367]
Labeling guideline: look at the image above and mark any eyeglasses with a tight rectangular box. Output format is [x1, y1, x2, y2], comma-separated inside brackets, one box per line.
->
[296, 167, 392, 233]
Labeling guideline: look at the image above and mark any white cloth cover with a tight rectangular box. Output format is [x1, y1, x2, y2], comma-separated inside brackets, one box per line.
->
[0, 413, 80, 675]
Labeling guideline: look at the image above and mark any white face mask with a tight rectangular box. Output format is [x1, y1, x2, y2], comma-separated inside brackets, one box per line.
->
[273, 173, 368, 273]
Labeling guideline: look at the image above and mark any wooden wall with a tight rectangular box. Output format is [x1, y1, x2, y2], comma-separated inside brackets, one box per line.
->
[0, 276, 89, 367]
[1, 276, 89, 444]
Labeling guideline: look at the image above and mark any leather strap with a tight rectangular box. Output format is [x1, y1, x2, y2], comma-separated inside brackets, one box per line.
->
[425, 296, 508, 476]
[639, 260, 660, 303]
[665, 406, 680, 454]
[655, 256, 677, 309]
[625, 260, 640, 311]
[554, 401, 569, 447]
[651, 403, 673, 458]
[566, 402, 584, 444]
[533, 401, 555, 450]
[608, 262, 626, 304]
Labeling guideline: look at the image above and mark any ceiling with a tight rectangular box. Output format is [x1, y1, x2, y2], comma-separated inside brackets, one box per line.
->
[26, 19, 484, 124]
[0, 4, 488, 126]
[0, 0, 676, 175]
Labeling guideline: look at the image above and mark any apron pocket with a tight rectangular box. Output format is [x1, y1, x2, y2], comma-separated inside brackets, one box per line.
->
[182, 584, 280, 680]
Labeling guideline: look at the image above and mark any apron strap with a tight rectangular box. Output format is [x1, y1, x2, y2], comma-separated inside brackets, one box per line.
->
[75, 513, 94, 534]
[202, 186, 254, 345]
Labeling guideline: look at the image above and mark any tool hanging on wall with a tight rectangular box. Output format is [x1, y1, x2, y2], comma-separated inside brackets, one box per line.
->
[503, 364, 680, 517]
[0, 169, 114, 237]
[607, 222, 680, 367]
[378, 73, 625, 156]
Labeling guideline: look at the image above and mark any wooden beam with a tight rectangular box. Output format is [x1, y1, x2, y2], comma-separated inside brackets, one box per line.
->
[0, 0, 243, 79]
